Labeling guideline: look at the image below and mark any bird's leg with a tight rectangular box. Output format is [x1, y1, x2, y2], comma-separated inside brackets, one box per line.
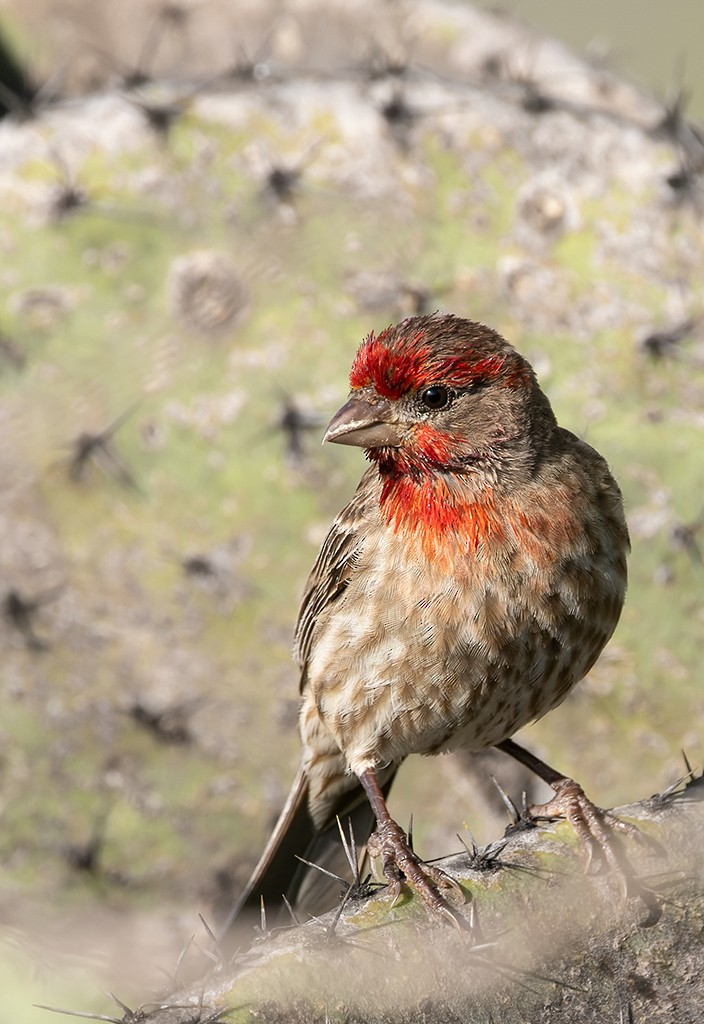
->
[496, 739, 661, 903]
[358, 768, 465, 923]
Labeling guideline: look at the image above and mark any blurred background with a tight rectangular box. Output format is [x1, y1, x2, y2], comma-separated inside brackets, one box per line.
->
[478, 1, 704, 118]
[4, 1, 704, 116]
[0, 1, 703, 1021]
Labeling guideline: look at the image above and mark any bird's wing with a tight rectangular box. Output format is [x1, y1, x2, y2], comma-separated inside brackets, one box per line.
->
[293, 467, 378, 680]
[221, 468, 393, 938]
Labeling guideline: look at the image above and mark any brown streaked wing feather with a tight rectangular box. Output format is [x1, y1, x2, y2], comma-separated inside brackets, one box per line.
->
[294, 467, 378, 682]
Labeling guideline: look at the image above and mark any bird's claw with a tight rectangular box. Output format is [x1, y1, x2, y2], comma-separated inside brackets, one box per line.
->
[367, 819, 467, 926]
[527, 777, 661, 915]
[529, 778, 633, 869]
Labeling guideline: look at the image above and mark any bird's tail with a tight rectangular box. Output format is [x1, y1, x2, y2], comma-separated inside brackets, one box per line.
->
[221, 764, 397, 939]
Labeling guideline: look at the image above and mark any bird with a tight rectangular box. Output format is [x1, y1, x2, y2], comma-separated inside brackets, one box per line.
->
[225, 312, 633, 932]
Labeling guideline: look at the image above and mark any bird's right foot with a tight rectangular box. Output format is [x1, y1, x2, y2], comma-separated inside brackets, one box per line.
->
[366, 817, 466, 927]
[357, 766, 466, 927]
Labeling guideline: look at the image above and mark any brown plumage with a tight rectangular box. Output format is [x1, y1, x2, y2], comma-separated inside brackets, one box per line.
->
[225, 313, 631, 932]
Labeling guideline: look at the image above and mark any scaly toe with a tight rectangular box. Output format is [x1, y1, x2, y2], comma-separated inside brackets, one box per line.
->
[526, 776, 661, 915]
[368, 820, 467, 921]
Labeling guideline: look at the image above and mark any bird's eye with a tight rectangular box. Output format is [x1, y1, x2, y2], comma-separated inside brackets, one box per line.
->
[419, 385, 451, 410]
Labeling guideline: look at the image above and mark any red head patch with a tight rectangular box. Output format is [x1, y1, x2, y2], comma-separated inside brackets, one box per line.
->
[349, 324, 510, 398]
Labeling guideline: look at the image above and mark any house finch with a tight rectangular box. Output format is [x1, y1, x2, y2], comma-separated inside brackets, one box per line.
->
[227, 312, 632, 930]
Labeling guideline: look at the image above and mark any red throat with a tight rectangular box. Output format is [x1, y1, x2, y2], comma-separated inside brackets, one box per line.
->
[379, 468, 505, 561]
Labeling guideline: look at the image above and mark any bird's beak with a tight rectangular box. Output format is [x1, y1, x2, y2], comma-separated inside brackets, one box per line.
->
[323, 395, 402, 448]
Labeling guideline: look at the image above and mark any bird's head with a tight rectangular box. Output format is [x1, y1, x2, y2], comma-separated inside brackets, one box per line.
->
[324, 314, 556, 486]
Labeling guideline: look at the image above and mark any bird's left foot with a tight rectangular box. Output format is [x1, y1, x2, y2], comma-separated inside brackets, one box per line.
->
[366, 818, 466, 927]
[527, 777, 662, 914]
